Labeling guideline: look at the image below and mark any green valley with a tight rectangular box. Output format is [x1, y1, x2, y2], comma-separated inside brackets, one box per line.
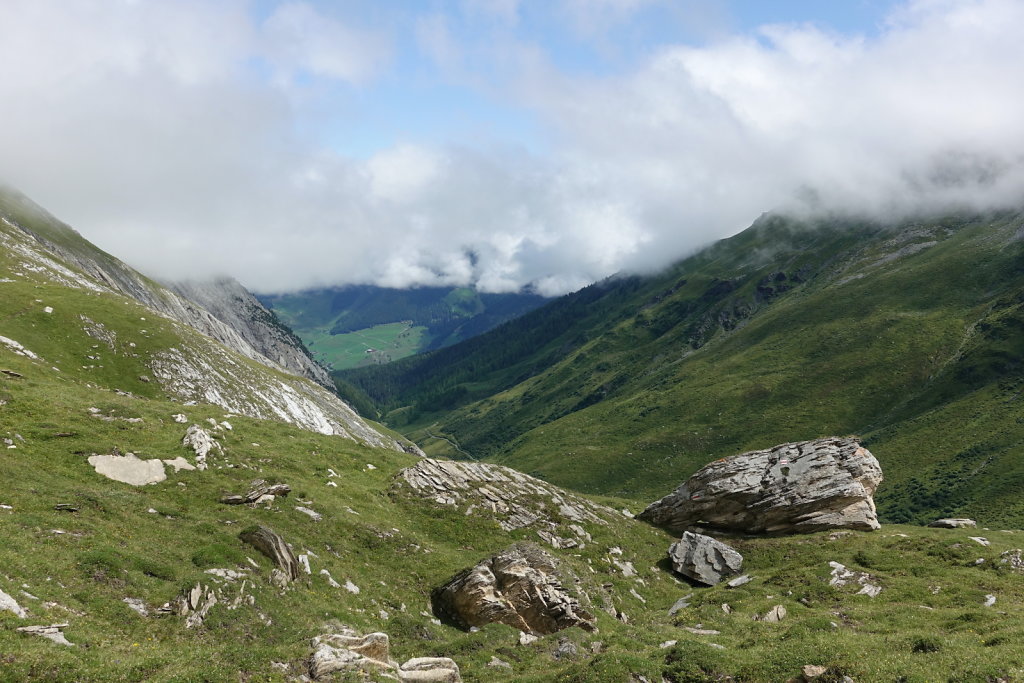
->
[259, 286, 547, 371]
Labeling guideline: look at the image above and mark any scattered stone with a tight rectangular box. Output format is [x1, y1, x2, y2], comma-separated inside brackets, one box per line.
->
[123, 597, 149, 617]
[984, 594, 997, 607]
[16, 623, 73, 646]
[88, 452, 167, 486]
[928, 518, 977, 528]
[660, 640, 678, 649]
[298, 555, 312, 575]
[1, 588, 28, 618]
[802, 664, 828, 679]
[487, 656, 512, 670]
[828, 562, 881, 597]
[668, 594, 693, 616]
[668, 532, 743, 586]
[726, 574, 752, 589]
[999, 549, 1024, 572]
[239, 525, 300, 583]
[640, 437, 882, 535]
[182, 424, 220, 469]
[172, 413, 188, 423]
[320, 570, 341, 588]
[432, 543, 594, 635]
[629, 588, 647, 603]
[968, 536, 990, 547]
[519, 631, 539, 646]
[344, 580, 360, 594]
[552, 638, 579, 661]
[756, 605, 787, 623]
[43, 306, 53, 313]
[682, 626, 721, 635]
[53, 504, 79, 512]
[0, 336, 39, 360]
[220, 480, 291, 506]
[295, 506, 323, 521]
[721, 603, 732, 614]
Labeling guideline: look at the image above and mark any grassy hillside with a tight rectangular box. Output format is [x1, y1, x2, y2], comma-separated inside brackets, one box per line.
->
[343, 210, 1024, 527]
[260, 286, 547, 370]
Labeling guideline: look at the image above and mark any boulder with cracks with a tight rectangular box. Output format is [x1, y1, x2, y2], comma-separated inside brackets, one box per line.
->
[668, 531, 743, 586]
[431, 542, 595, 635]
[639, 437, 882, 535]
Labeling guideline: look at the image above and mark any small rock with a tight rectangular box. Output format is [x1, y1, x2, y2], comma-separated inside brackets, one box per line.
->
[758, 605, 787, 623]
[172, 413, 188, 423]
[519, 631, 539, 645]
[682, 626, 721, 635]
[968, 537, 990, 547]
[295, 506, 323, 521]
[984, 594, 997, 607]
[1, 588, 28, 618]
[928, 518, 977, 528]
[802, 664, 828, 679]
[344, 580, 360, 594]
[553, 638, 579, 660]
[123, 597, 149, 616]
[668, 594, 693, 616]
[726, 574, 752, 589]
[660, 640, 678, 649]
[16, 623, 74, 646]
[721, 603, 732, 614]
[487, 656, 512, 670]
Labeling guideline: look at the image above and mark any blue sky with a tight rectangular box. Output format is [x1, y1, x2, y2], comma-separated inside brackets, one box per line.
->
[1, 0, 1022, 294]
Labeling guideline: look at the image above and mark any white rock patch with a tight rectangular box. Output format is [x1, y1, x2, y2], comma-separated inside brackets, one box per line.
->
[88, 453, 167, 486]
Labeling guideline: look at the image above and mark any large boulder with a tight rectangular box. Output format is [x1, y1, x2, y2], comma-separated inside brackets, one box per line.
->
[639, 437, 882, 535]
[431, 543, 595, 635]
[668, 531, 743, 586]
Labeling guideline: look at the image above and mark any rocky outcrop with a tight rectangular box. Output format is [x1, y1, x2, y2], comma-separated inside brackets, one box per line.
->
[396, 459, 614, 545]
[220, 479, 291, 506]
[166, 277, 333, 389]
[667, 532, 743, 586]
[431, 543, 595, 635]
[239, 525, 300, 585]
[308, 629, 462, 682]
[928, 518, 977, 528]
[639, 438, 882, 535]
[0, 190, 405, 451]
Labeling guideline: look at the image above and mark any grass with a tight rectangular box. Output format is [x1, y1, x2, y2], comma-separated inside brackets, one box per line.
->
[303, 322, 429, 370]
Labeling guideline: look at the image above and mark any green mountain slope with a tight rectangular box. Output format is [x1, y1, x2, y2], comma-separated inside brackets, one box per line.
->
[342, 210, 1024, 526]
[4, 191, 1024, 681]
[260, 285, 547, 370]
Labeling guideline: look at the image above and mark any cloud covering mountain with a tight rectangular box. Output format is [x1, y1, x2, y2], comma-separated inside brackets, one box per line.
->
[1, 0, 1022, 295]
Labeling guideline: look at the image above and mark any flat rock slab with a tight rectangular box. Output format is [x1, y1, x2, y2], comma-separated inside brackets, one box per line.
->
[88, 453, 166, 486]
[639, 437, 882, 535]
[928, 518, 977, 528]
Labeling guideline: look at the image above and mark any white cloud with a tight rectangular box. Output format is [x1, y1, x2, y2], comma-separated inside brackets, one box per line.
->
[0, 0, 1022, 297]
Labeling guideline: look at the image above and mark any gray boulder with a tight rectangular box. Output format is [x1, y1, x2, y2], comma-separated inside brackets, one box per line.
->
[639, 437, 882, 535]
[431, 543, 595, 635]
[668, 532, 743, 586]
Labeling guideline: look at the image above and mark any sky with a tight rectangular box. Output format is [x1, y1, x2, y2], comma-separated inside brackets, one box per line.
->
[1, 0, 1023, 295]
